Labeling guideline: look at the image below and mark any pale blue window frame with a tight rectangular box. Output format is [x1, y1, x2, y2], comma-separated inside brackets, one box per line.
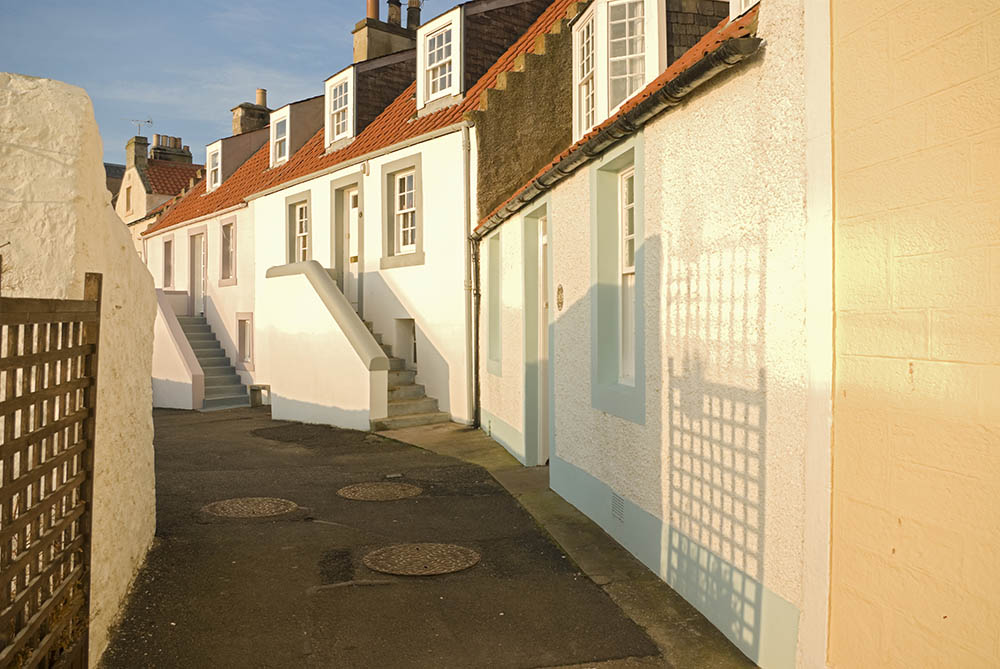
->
[589, 133, 645, 424]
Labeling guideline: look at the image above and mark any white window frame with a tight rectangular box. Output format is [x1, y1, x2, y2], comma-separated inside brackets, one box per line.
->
[575, 11, 597, 138]
[208, 149, 221, 190]
[219, 219, 236, 286]
[607, 0, 646, 110]
[395, 170, 417, 255]
[618, 167, 636, 385]
[270, 110, 290, 166]
[325, 69, 355, 146]
[730, 0, 759, 21]
[294, 202, 310, 262]
[426, 26, 454, 100]
[415, 7, 463, 111]
[162, 237, 174, 288]
[571, 0, 666, 142]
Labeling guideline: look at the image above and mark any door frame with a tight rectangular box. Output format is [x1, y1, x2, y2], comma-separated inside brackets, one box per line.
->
[522, 201, 552, 467]
[187, 226, 208, 316]
[330, 173, 365, 315]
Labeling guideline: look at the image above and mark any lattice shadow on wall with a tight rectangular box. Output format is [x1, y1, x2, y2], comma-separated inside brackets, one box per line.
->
[666, 354, 766, 660]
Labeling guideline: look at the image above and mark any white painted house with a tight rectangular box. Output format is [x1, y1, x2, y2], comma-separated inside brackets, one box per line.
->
[470, 0, 833, 667]
[141, 0, 551, 429]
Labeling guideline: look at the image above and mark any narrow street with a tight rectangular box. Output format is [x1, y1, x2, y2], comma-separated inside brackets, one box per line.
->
[102, 408, 669, 668]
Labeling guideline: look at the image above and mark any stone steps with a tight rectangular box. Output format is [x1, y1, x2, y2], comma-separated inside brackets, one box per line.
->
[179, 315, 249, 409]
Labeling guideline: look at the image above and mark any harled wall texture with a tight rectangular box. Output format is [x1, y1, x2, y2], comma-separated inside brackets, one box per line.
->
[0, 73, 157, 666]
[829, 2, 1000, 666]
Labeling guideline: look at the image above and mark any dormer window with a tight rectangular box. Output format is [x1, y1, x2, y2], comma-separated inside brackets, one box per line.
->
[208, 150, 221, 189]
[416, 7, 463, 112]
[608, 1, 645, 108]
[324, 69, 355, 147]
[572, 0, 666, 141]
[274, 119, 287, 162]
[426, 27, 453, 98]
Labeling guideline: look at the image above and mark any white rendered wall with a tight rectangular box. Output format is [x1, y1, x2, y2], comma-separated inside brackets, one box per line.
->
[510, 3, 829, 666]
[256, 270, 375, 429]
[0, 74, 157, 666]
[479, 223, 527, 456]
[251, 130, 473, 424]
[151, 291, 202, 409]
[144, 207, 257, 388]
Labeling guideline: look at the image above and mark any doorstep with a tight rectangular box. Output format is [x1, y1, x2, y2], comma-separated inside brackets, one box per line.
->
[376, 422, 756, 669]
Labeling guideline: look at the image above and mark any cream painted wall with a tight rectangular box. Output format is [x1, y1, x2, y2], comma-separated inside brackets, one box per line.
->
[480, 2, 831, 665]
[0, 73, 156, 666]
[829, 2, 1000, 667]
[151, 290, 203, 409]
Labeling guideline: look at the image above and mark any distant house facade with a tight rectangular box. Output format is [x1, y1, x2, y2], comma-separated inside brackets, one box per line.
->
[140, 0, 549, 428]
[113, 133, 204, 254]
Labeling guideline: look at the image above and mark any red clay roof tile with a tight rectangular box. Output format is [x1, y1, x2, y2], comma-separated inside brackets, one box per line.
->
[144, 159, 204, 196]
[476, 5, 760, 230]
[146, 0, 581, 236]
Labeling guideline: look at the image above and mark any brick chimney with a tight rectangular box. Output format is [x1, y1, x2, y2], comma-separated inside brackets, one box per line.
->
[126, 136, 149, 170]
[149, 134, 193, 163]
[352, 0, 416, 63]
[407, 0, 421, 29]
[231, 88, 270, 135]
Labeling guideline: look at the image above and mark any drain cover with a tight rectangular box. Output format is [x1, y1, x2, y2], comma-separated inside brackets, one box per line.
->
[201, 497, 298, 518]
[337, 482, 423, 501]
[363, 543, 480, 576]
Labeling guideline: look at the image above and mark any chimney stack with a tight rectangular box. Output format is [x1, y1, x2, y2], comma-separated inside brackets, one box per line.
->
[407, 0, 420, 29]
[387, 0, 401, 26]
[150, 134, 194, 163]
[126, 136, 149, 170]
[367, 0, 379, 19]
[232, 88, 270, 135]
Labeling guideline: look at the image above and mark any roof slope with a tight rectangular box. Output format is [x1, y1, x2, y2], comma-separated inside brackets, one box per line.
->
[145, 159, 204, 196]
[478, 5, 760, 231]
[146, 0, 581, 235]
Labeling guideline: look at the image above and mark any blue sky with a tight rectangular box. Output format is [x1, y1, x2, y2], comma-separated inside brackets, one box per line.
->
[0, 0, 369, 164]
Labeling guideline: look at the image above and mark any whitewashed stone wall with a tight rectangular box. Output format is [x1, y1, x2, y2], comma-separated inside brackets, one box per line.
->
[0, 73, 157, 666]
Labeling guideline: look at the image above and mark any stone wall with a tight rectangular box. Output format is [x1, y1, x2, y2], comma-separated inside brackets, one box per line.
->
[829, 2, 1000, 666]
[463, 0, 552, 91]
[0, 73, 157, 666]
[469, 10, 575, 220]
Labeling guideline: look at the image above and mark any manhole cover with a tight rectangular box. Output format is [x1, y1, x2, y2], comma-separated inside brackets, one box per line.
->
[201, 497, 298, 518]
[337, 482, 423, 501]
[363, 543, 481, 576]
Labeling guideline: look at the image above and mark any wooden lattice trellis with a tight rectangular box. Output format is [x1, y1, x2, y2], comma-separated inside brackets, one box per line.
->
[0, 273, 101, 668]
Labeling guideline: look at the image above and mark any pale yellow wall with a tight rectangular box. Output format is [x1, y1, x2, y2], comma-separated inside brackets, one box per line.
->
[830, 2, 1000, 667]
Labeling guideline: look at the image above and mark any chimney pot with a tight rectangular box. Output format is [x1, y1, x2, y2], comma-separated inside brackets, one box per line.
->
[367, 0, 378, 19]
[387, 0, 401, 26]
[256, 88, 267, 107]
[407, 0, 420, 29]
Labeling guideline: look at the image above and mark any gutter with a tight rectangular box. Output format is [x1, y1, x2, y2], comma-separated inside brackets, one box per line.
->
[143, 202, 247, 238]
[245, 121, 473, 203]
[471, 36, 764, 240]
[462, 126, 477, 426]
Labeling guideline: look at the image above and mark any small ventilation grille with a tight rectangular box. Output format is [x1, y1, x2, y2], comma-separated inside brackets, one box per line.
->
[611, 492, 625, 523]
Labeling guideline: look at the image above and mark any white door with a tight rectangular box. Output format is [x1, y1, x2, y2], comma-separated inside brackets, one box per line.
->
[345, 188, 360, 309]
[190, 233, 206, 315]
[538, 216, 550, 464]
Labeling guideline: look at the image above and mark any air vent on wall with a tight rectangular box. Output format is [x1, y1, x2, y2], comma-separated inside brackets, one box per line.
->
[611, 492, 625, 523]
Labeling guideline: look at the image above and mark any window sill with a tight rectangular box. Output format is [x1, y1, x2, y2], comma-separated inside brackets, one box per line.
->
[380, 251, 425, 269]
[591, 379, 645, 425]
[417, 92, 463, 118]
[325, 135, 355, 154]
[487, 357, 502, 377]
[218, 277, 237, 288]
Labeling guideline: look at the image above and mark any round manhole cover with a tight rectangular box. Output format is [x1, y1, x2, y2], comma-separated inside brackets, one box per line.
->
[201, 497, 298, 518]
[337, 482, 423, 501]
[363, 543, 481, 576]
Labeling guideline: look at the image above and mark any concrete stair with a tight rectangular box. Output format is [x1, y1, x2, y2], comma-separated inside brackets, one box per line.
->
[177, 315, 250, 410]
[363, 319, 450, 431]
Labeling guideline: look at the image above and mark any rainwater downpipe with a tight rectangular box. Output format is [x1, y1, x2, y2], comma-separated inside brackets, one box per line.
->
[462, 124, 479, 427]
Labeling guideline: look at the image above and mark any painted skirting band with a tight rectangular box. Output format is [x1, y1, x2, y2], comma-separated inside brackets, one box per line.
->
[480, 409, 526, 466]
[550, 455, 800, 669]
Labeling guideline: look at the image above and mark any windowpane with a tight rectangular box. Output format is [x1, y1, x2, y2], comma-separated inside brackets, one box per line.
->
[221, 223, 234, 280]
[395, 171, 417, 253]
[295, 203, 309, 262]
[577, 17, 596, 134]
[608, 0, 645, 108]
[331, 81, 350, 137]
[427, 27, 454, 96]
